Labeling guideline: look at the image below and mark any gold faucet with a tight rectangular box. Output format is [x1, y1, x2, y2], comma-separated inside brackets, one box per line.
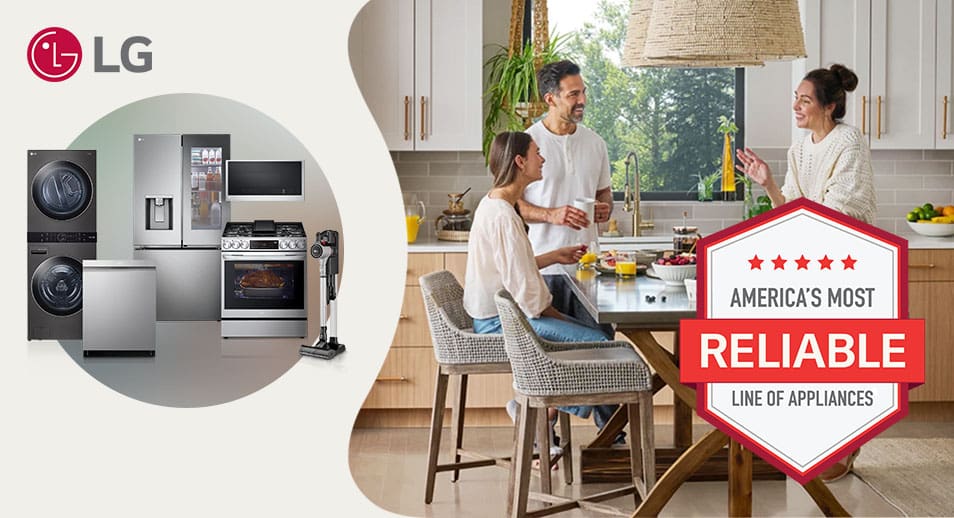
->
[622, 151, 654, 236]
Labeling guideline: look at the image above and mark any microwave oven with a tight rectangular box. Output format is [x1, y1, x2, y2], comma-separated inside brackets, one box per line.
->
[225, 160, 304, 202]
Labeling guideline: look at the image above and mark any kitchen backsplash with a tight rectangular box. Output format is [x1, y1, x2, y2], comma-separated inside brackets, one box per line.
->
[395, 148, 954, 241]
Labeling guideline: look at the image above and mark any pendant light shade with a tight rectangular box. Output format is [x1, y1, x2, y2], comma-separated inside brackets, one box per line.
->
[622, 0, 806, 68]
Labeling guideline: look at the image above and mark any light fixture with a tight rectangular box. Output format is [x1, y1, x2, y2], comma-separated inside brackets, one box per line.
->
[622, 0, 806, 68]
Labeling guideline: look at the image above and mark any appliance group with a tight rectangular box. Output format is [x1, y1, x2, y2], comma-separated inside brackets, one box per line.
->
[27, 134, 343, 358]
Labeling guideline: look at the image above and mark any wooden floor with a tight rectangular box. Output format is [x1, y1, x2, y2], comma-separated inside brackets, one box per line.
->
[349, 420, 954, 517]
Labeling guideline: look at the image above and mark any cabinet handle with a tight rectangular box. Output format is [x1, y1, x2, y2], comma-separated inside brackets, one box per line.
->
[399, 314, 409, 320]
[375, 376, 409, 382]
[420, 96, 426, 141]
[941, 95, 947, 139]
[909, 264, 936, 269]
[861, 96, 867, 135]
[877, 95, 882, 139]
[403, 96, 410, 141]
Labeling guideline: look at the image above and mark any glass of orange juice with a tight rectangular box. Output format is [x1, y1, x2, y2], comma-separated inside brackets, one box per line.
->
[405, 201, 426, 243]
[615, 251, 638, 278]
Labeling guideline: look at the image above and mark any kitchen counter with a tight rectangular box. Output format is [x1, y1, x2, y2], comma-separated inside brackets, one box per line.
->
[559, 265, 695, 325]
[408, 232, 954, 253]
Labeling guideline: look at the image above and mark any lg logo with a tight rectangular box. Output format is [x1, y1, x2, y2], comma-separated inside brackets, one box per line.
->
[28, 27, 152, 82]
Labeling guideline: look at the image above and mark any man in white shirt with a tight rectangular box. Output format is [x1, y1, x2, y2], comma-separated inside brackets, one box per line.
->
[520, 60, 613, 276]
[520, 60, 620, 440]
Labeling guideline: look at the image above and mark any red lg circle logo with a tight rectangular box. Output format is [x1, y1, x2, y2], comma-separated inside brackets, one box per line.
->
[28, 27, 83, 82]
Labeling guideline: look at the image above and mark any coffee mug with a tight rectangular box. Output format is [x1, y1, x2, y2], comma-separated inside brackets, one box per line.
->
[573, 197, 596, 226]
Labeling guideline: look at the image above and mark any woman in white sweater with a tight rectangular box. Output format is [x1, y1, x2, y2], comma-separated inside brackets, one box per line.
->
[737, 64, 872, 482]
[736, 64, 876, 224]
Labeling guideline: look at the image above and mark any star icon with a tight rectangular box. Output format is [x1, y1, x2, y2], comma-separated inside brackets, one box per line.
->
[748, 255, 764, 270]
[842, 255, 857, 270]
[795, 255, 811, 270]
[818, 255, 834, 270]
[771, 255, 787, 270]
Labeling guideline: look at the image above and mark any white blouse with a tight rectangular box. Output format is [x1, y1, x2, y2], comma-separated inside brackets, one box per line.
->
[463, 196, 552, 319]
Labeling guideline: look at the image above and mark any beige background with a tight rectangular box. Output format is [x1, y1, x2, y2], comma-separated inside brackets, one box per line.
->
[1, 1, 403, 516]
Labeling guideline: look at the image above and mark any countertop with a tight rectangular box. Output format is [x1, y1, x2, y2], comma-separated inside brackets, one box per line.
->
[559, 265, 695, 326]
[408, 232, 954, 253]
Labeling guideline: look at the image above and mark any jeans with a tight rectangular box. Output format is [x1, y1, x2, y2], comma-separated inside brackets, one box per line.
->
[474, 312, 621, 438]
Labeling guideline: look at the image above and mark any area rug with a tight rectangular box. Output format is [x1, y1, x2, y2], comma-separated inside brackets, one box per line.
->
[852, 438, 954, 517]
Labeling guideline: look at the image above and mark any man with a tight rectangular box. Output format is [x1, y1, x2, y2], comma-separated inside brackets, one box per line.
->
[519, 60, 613, 276]
[519, 60, 620, 440]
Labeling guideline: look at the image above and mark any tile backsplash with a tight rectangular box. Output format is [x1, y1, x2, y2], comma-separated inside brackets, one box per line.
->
[396, 148, 954, 241]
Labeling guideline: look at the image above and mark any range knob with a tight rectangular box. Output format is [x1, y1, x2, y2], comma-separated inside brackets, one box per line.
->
[222, 241, 230, 249]
[280, 241, 288, 249]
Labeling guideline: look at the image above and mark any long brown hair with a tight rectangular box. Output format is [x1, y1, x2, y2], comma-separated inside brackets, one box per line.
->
[488, 132, 532, 188]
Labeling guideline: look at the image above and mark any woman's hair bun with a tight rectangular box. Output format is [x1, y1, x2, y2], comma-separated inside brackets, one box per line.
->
[830, 64, 858, 93]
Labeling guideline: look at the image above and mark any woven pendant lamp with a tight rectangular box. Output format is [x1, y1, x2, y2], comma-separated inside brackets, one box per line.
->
[622, 0, 806, 68]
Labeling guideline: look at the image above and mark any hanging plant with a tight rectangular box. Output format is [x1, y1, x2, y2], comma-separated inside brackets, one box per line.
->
[482, 34, 568, 160]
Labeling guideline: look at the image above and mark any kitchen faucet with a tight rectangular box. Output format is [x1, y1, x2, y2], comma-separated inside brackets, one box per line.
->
[622, 151, 654, 236]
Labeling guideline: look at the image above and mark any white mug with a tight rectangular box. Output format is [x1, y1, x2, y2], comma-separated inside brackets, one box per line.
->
[573, 197, 596, 226]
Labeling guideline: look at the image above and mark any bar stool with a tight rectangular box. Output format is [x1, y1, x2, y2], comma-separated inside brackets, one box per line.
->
[420, 271, 570, 504]
[494, 289, 655, 518]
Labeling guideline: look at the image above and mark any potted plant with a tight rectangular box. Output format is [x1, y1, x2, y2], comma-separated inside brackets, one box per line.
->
[695, 170, 722, 202]
[736, 171, 773, 219]
[483, 34, 568, 159]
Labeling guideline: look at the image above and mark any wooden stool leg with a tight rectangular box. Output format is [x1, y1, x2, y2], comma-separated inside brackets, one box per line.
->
[559, 411, 573, 484]
[728, 440, 752, 517]
[450, 373, 469, 482]
[639, 391, 656, 493]
[535, 406, 553, 496]
[510, 396, 536, 518]
[424, 368, 450, 504]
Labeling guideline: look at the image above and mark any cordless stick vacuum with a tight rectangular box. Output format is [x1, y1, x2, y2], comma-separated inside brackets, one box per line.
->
[300, 230, 346, 359]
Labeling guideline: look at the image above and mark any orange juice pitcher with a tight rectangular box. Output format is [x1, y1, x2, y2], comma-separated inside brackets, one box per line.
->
[405, 201, 426, 243]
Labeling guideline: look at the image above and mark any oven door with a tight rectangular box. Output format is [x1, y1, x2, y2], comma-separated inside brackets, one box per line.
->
[221, 252, 306, 319]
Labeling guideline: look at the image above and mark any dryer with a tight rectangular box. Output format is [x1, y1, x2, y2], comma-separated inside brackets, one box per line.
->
[27, 150, 96, 340]
[28, 150, 96, 234]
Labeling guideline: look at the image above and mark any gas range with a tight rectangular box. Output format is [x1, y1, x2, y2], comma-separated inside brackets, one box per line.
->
[221, 220, 307, 251]
[220, 220, 308, 339]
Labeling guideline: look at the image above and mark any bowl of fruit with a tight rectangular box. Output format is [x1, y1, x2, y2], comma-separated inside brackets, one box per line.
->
[650, 253, 697, 286]
[906, 203, 954, 237]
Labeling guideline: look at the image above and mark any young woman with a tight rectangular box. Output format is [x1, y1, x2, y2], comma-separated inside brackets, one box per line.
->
[463, 131, 607, 341]
[737, 64, 871, 481]
[737, 64, 876, 224]
[463, 132, 618, 453]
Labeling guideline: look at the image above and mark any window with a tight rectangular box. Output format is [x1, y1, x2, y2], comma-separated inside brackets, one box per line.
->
[549, 0, 745, 200]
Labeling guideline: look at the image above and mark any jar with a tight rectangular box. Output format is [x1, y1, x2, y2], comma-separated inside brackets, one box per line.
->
[673, 226, 700, 254]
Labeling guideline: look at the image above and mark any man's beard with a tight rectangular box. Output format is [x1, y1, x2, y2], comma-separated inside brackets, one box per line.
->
[566, 104, 585, 123]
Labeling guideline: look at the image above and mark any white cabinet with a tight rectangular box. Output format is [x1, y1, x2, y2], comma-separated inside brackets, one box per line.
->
[349, 0, 482, 151]
[937, 0, 954, 149]
[804, 0, 938, 149]
[869, 0, 936, 148]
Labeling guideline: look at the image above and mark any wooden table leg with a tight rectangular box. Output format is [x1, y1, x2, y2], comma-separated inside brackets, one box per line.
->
[586, 404, 627, 448]
[670, 330, 693, 448]
[633, 429, 730, 517]
[728, 440, 752, 517]
[801, 478, 850, 517]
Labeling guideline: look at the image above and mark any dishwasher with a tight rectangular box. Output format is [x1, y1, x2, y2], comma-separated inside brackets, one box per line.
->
[82, 260, 157, 357]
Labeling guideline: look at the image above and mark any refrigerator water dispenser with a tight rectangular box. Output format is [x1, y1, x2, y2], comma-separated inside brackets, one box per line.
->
[147, 196, 172, 230]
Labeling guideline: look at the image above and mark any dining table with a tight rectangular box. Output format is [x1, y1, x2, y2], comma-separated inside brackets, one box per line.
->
[558, 265, 849, 517]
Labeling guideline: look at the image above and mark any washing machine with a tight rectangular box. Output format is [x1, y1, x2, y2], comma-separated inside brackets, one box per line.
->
[28, 150, 96, 234]
[27, 149, 96, 340]
[28, 241, 97, 340]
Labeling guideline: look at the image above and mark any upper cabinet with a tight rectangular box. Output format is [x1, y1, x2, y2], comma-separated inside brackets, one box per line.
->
[804, 0, 941, 149]
[938, 0, 954, 149]
[349, 0, 483, 151]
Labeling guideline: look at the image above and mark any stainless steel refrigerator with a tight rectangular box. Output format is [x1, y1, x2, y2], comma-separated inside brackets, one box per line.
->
[133, 134, 229, 321]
